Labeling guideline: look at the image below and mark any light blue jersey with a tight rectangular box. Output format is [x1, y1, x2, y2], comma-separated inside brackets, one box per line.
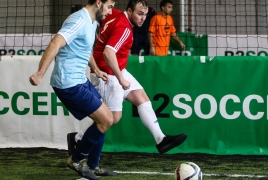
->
[50, 8, 98, 89]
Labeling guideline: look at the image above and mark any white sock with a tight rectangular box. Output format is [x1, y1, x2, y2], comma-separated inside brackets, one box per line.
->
[75, 131, 84, 142]
[75, 121, 94, 142]
[137, 101, 165, 144]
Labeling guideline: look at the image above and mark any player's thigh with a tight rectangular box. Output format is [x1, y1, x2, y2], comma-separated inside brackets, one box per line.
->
[122, 69, 149, 106]
[100, 75, 125, 112]
[126, 89, 149, 106]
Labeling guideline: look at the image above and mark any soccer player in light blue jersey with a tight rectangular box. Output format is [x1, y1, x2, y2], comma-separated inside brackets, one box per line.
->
[67, 0, 186, 176]
[29, 0, 116, 179]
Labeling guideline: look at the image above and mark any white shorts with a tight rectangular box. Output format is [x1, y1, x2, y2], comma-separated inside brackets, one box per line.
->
[90, 69, 143, 112]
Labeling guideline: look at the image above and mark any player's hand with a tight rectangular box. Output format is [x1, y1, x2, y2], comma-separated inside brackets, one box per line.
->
[119, 78, 130, 90]
[95, 69, 109, 84]
[29, 72, 42, 86]
[180, 42, 186, 51]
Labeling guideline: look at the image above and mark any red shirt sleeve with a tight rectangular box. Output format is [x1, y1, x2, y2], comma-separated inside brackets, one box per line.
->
[106, 25, 131, 53]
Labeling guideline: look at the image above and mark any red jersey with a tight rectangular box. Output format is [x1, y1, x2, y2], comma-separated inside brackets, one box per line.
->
[93, 10, 133, 75]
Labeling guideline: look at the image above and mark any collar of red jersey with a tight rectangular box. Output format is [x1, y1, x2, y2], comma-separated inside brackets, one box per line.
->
[124, 11, 134, 27]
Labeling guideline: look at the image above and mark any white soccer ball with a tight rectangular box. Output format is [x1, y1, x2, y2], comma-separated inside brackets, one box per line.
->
[174, 162, 202, 180]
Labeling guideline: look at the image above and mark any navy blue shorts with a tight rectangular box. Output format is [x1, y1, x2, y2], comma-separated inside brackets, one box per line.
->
[53, 79, 102, 120]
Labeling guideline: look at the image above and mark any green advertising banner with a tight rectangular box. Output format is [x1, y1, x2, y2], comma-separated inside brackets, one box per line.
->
[103, 56, 268, 155]
[169, 32, 208, 56]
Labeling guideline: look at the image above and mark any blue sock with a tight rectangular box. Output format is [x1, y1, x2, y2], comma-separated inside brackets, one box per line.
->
[87, 134, 105, 169]
[72, 123, 104, 162]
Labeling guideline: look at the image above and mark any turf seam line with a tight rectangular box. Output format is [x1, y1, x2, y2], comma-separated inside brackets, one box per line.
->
[113, 171, 268, 178]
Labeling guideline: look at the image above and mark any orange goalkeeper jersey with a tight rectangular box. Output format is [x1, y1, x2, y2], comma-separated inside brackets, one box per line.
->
[148, 13, 176, 56]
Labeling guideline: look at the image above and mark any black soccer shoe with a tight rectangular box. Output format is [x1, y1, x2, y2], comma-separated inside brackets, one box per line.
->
[67, 132, 78, 156]
[156, 134, 187, 154]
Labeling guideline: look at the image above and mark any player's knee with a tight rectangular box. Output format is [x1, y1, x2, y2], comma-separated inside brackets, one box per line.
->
[107, 117, 114, 127]
[103, 114, 114, 130]
[92, 108, 114, 132]
[97, 117, 113, 132]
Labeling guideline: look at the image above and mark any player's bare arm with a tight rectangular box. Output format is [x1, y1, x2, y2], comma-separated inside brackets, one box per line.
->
[103, 47, 130, 90]
[88, 54, 109, 83]
[148, 32, 155, 55]
[171, 32, 186, 51]
[29, 34, 66, 86]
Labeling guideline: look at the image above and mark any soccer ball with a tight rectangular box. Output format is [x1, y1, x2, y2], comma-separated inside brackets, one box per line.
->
[174, 162, 202, 180]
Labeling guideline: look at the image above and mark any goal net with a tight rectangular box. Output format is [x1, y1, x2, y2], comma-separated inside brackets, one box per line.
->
[0, 0, 267, 56]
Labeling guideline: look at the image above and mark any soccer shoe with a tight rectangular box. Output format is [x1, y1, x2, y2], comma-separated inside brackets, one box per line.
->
[67, 132, 78, 156]
[156, 133, 187, 154]
[67, 156, 98, 180]
[93, 165, 117, 176]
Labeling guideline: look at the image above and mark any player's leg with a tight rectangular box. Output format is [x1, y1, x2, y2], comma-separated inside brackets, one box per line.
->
[122, 69, 165, 143]
[69, 112, 121, 152]
[67, 103, 113, 180]
[73, 104, 112, 157]
[96, 73, 124, 124]
[83, 107, 117, 176]
[68, 75, 124, 176]
[127, 89, 187, 153]
[54, 80, 113, 179]
[67, 119, 94, 156]
[86, 133, 117, 176]
[67, 126, 117, 176]
[126, 89, 166, 143]
[70, 103, 113, 175]
[123, 69, 187, 154]
[84, 75, 123, 175]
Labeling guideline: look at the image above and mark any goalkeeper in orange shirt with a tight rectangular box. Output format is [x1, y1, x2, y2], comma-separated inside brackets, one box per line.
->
[148, 0, 185, 56]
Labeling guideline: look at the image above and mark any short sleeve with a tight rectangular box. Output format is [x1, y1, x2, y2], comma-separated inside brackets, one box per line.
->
[169, 16, 176, 34]
[58, 14, 85, 44]
[148, 15, 157, 33]
[106, 26, 131, 52]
